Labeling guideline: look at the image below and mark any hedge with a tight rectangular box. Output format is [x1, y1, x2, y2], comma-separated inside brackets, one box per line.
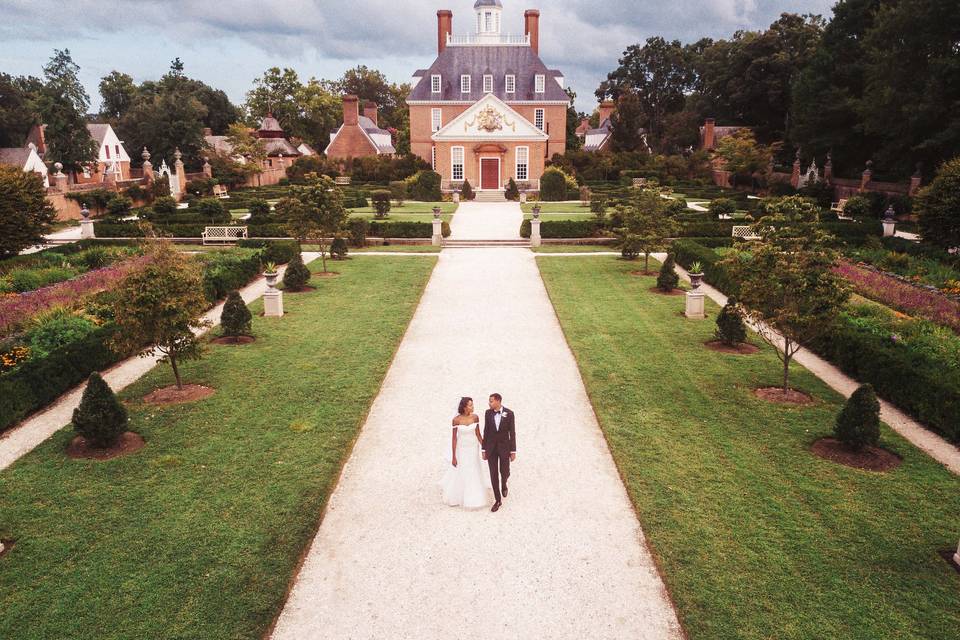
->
[237, 239, 299, 265]
[0, 326, 124, 434]
[94, 222, 449, 240]
[678, 221, 736, 237]
[670, 239, 741, 296]
[198, 252, 263, 302]
[810, 321, 960, 442]
[367, 220, 451, 238]
[520, 220, 605, 238]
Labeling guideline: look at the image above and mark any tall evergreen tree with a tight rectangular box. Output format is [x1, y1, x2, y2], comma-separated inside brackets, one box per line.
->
[34, 49, 96, 172]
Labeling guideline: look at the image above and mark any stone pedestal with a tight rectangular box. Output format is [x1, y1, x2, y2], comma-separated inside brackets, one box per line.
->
[80, 219, 95, 239]
[263, 289, 284, 318]
[432, 218, 444, 247]
[883, 221, 896, 237]
[530, 218, 542, 248]
[452, 192, 460, 204]
[685, 290, 705, 319]
[520, 193, 527, 204]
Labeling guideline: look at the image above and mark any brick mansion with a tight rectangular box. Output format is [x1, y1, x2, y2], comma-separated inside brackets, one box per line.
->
[408, 0, 568, 194]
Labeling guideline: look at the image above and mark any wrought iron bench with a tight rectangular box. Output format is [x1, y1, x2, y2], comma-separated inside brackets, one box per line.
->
[202, 226, 248, 246]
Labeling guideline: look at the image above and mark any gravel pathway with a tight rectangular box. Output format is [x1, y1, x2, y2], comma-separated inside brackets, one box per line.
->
[0, 254, 319, 472]
[270, 242, 682, 639]
[448, 200, 524, 239]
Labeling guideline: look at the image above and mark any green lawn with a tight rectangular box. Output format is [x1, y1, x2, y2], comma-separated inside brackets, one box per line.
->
[350, 245, 442, 253]
[522, 213, 600, 222]
[531, 245, 618, 253]
[0, 256, 436, 639]
[348, 201, 458, 222]
[521, 202, 594, 214]
[537, 255, 960, 640]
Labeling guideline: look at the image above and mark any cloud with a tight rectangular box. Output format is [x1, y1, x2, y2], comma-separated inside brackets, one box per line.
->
[0, 0, 836, 109]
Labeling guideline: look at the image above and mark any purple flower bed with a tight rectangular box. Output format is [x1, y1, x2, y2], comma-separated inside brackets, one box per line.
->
[0, 256, 150, 336]
[835, 261, 960, 334]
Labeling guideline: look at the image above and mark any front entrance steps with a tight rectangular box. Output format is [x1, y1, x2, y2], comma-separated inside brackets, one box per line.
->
[474, 190, 507, 203]
[444, 239, 530, 248]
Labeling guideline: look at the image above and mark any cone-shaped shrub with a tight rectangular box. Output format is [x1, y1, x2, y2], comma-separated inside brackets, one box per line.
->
[835, 384, 881, 451]
[461, 180, 475, 201]
[715, 297, 747, 346]
[330, 236, 349, 260]
[72, 372, 128, 449]
[283, 253, 311, 290]
[505, 178, 520, 201]
[221, 290, 252, 337]
[657, 254, 680, 291]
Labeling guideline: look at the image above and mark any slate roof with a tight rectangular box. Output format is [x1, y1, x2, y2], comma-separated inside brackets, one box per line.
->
[0, 148, 32, 167]
[409, 46, 568, 102]
[583, 119, 612, 152]
[328, 116, 396, 155]
[86, 124, 112, 145]
[474, 0, 502, 7]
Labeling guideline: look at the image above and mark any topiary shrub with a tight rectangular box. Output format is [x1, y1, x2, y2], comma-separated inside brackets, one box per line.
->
[371, 190, 391, 218]
[72, 372, 128, 449]
[106, 194, 133, 218]
[591, 196, 608, 218]
[248, 199, 271, 221]
[389, 180, 408, 206]
[347, 218, 370, 247]
[282, 253, 311, 290]
[505, 178, 520, 201]
[331, 236, 349, 260]
[151, 196, 178, 218]
[540, 167, 574, 202]
[409, 170, 442, 202]
[461, 180, 475, 201]
[220, 290, 252, 338]
[715, 298, 747, 346]
[841, 195, 872, 219]
[191, 198, 230, 223]
[657, 254, 680, 291]
[834, 384, 881, 451]
[708, 197, 737, 219]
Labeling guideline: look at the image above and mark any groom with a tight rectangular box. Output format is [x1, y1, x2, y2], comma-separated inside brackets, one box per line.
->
[482, 393, 516, 513]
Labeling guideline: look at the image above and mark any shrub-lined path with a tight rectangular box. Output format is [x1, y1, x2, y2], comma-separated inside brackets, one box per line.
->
[270, 209, 682, 639]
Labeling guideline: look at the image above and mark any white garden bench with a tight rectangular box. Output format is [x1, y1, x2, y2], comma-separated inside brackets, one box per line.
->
[202, 226, 248, 245]
[334, 176, 352, 186]
[830, 199, 848, 214]
[212, 184, 230, 199]
[732, 225, 760, 240]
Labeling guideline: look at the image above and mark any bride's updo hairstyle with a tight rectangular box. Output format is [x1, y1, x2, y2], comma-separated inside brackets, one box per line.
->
[458, 397, 473, 415]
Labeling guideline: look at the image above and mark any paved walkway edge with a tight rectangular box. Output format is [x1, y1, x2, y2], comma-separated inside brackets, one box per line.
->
[0, 253, 320, 472]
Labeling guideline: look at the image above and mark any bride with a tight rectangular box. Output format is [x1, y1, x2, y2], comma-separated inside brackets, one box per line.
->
[441, 397, 489, 509]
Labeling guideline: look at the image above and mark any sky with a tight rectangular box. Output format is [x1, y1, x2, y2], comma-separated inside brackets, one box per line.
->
[0, 0, 836, 114]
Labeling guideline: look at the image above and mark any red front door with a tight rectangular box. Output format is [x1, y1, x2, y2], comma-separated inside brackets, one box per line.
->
[480, 159, 499, 190]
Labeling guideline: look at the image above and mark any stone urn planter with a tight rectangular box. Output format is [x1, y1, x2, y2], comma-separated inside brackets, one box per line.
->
[688, 261, 704, 290]
[264, 264, 279, 290]
[532, 204, 541, 220]
[433, 207, 442, 219]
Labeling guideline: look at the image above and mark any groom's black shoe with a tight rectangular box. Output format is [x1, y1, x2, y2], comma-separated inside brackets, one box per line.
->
[491, 501, 501, 512]
[502, 486, 508, 498]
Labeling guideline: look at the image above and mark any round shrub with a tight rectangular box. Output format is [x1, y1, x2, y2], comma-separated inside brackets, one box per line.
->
[590, 196, 608, 217]
[282, 253, 311, 290]
[347, 218, 370, 247]
[541, 167, 574, 202]
[27, 307, 97, 357]
[389, 180, 408, 205]
[248, 199, 271, 221]
[841, 195, 872, 219]
[72, 372, 129, 449]
[657, 254, 680, 291]
[708, 198, 737, 219]
[715, 298, 747, 346]
[331, 236, 349, 260]
[505, 178, 520, 201]
[106, 194, 134, 217]
[461, 180, 475, 201]
[834, 384, 881, 451]
[620, 234, 642, 260]
[220, 290, 252, 338]
[371, 190, 392, 217]
[191, 198, 230, 223]
[409, 170, 442, 202]
[151, 196, 178, 218]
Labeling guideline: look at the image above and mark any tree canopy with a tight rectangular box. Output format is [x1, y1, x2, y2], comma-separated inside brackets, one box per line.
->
[0, 165, 57, 258]
[34, 50, 97, 171]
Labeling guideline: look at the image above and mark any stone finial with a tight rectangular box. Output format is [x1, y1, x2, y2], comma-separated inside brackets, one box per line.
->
[142, 147, 151, 162]
[865, 160, 874, 171]
[80, 204, 90, 219]
[795, 147, 802, 162]
[824, 151, 832, 167]
[884, 205, 896, 221]
[53, 162, 64, 177]
[173, 147, 182, 162]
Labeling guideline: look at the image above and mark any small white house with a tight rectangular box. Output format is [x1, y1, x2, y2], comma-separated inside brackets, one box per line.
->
[0, 145, 50, 187]
[86, 123, 131, 181]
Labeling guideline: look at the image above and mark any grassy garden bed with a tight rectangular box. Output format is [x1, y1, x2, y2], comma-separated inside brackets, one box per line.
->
[537, 255, 960, 639]
[0, 256, 436, 639]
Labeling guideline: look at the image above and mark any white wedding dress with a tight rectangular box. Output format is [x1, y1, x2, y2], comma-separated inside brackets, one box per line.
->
[441, 422, 489, 509]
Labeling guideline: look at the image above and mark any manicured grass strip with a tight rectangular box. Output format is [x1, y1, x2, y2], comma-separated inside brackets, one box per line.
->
[537, 256, 960, 640]
[522, 213, 600, 222]
[530, 245, 617, 253]
[0, 256, 437, 640]
[521, 202, 597, 215]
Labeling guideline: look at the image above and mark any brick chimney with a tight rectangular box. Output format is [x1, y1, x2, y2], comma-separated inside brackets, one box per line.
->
[438, 10, 453, 54]
[598, 101, 615, 125]
[343, 95, 359, 126]
[703, 118, 716, 150]
[524, 10, 540, 55]
[203, 127, 213, 136]
[364, 102, 378, 127]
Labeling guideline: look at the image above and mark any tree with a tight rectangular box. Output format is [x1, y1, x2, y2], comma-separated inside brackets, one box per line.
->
[34, 50, 96, 172]
[724, 220, 849, 392]
[110, 240, 210, 390]
[505, 178, 520, 201]
[656, 254, 680, 291]
[0, 73, 42, 147]
[0, 165, 57, 258]
[609, 92, 646, 153]
[564, 87, 583, 151]
[915, 157, 960, 250]
[72, 373, 129, 449]
[246, 68, 343, 150]
[279, 175, 348, 272]
[715, 129, 779, 187]
[371, 190, 392, 217]
[220, 291, 253, 339]
[460, 180, 475, 201]
[834, 384, 881, 451]
[615, 189, 680, 272]
[708, 198, 737, 219]
[99, 71, 138, 120]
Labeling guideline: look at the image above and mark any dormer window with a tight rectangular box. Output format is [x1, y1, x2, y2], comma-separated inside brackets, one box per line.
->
[483, 75, 494, 93]
[431, 75, 441, 93]
[505, 75, 515, 94]
[461, 75, 471, 94]
[535, 74, 545, 94]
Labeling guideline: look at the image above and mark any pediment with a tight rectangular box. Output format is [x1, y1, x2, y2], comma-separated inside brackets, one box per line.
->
[432, 94, 549, 142]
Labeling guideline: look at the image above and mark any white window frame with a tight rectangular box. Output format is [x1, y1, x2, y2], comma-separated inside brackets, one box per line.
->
[485, 11, 493, 32]
[431, 75, 441, 93]
[505, 74, 515, 94]
[535, 108, 545, 131]
[535, 74, 545, 94]
[461, 75, 471, 94]
[483, 75, 494, 93]
[431, 108, 442, 132]
[451, 146, 465, 181]
[431, 146, 436, 170]
[515, 146, 529, 182]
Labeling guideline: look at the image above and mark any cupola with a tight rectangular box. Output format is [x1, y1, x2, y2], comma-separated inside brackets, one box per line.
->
[474, 0, 503, 39]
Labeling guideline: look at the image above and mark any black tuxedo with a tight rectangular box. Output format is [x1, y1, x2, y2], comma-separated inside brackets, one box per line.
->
[483, 407, 516, 503]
